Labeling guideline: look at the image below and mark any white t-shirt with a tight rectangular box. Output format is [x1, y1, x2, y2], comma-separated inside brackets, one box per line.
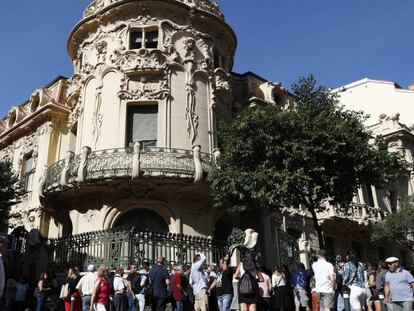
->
[76, 272, 98, 295]
[312, 258, 334, 293]
[113, 275, 126, 293]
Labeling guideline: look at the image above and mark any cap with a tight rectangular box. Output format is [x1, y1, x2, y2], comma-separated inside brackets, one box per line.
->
[87, 264, 96, 272]
[385, 257, 399, 263]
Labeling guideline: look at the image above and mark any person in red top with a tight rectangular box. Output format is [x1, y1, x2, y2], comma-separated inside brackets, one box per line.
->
[90, 266, 111, 311]
[172, 266, 187, 311]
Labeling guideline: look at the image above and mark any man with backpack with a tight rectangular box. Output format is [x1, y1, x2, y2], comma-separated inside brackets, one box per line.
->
[127, 263, 150, 311]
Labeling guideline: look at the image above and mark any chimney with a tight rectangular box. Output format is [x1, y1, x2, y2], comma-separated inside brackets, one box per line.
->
[408, 82, 414, 91]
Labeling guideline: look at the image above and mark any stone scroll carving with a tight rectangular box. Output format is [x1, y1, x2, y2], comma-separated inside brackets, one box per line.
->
[131, 141, 142, 179]
[193, 145, 203, 182]
[60, 151, 75, 186]
[77, 146, 91, 183]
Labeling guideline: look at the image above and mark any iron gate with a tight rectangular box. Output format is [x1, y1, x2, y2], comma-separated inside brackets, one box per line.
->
[275, 229, 299, 271]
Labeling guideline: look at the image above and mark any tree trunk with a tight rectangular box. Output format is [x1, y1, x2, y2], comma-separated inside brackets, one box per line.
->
[309, 206, 325, 249]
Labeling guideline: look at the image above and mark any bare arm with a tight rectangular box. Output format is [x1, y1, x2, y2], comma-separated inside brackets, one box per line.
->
[384, 283, 390, 304]
[127, 280, 133, 295]
[89, 279, 101, 311]
[208, 279, 217, 293]
[234, 264, 241, 279]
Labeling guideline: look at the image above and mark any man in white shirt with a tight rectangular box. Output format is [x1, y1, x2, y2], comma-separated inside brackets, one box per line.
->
[0, 236, 6, 310]
[113, 267, 127, 311]
[312, 249, 336, 311]
[191, 253, 208, 311]
[76, 264, 98, 311]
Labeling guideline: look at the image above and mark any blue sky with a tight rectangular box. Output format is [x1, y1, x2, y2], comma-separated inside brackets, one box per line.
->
[0, 1, 413, 117]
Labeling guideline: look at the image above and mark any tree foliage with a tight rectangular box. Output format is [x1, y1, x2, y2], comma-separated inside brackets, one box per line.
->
[209, 75, 407, 248]
[371, 197, 414, 250]
[0, 161, 20, 232]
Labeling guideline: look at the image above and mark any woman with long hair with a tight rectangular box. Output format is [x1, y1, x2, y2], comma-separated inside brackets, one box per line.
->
[36, 272, 52, 311]
[342, 250, 366, 311]
[90, 265, 111, 311]
[369, 260, 386, 311]
[64, 267, 82, 311]
[234, 251, 263, 311]
[271, 267, 289, 311]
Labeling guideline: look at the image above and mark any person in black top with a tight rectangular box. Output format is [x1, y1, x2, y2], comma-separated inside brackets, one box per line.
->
[64, 267, 82, 311]
[208, 257, 234, 311]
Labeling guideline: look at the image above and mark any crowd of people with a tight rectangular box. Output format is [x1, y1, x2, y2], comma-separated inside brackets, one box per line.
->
[0, 233, 413, 311]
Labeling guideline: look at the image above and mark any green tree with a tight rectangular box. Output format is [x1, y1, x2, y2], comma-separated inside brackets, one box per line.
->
[209, 75, 407, 248]
[0, 161, 20, 232]
[371, 197, 414, 251]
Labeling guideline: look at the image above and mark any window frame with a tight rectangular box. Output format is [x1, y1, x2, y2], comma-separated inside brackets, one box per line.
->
[21, 153, 35, 193]
[125, 102, 159, 149]
[128, 26, 159, 50]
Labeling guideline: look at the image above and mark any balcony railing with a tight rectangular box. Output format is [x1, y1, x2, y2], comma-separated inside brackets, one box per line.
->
[42, 145, 215, 194]
[320, 202, 387, 225]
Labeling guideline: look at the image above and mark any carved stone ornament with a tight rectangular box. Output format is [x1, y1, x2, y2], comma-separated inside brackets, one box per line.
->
[83, 0, 224, 20]
[118, 76, 170, 101]
[0, 144, 14, 163]
[117, 50, 167, 73]
[214, 68, 232, 92]
[193, 145, 203, 182]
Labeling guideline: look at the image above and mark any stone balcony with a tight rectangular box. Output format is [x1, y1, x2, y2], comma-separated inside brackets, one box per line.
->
[41, 143, 215, 195]
[283, 202, 387, 227]
[83, 0, 224, 21]
[319, 202, 387, 225]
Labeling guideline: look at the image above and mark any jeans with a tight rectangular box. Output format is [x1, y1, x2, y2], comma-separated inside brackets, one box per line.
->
[336, 294, 345, 311]
[128, 293, 135, 311]
[390, 301, 412, 311]
[175, 300, 184, 311]
[217, 294, 233, 311]
[83, 295, 92, 311]
[36, 296, 45, 311]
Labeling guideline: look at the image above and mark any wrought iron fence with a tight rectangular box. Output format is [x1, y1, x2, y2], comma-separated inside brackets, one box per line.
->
[47, 227, 228, 272]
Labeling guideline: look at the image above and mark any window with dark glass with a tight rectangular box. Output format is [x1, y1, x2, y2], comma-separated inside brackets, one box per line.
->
[130, 31, 143, 49]
[130, 29, 159, 50]
[145, 30, 159, 49]
[126, 105, 158, 148]
[365, 185, 375, 206]
[389, 190, 398, 212]
[22, 153, 35, 192]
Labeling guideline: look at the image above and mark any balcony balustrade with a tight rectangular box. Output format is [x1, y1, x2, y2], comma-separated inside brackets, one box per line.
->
[320, 202, 387, 225]
[42, 145, 215, 194]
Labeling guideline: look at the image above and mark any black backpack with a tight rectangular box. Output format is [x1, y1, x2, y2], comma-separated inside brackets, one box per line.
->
[239, 272, 254, 295]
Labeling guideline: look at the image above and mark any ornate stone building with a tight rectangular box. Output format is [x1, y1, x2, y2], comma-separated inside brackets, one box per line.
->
[0, 0, 412, 269]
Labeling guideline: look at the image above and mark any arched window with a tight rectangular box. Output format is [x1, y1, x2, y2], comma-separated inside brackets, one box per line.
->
[114, 209, 169, 232]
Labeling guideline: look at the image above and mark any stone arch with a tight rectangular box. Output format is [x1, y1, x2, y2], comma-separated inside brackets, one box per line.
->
[102, 198, 177, 232]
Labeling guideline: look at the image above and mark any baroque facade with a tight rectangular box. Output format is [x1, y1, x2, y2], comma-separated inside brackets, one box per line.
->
[0, 0, 412, 269]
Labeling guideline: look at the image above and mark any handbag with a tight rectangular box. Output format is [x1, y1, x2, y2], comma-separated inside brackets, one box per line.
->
[59, 283, 69, 299]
